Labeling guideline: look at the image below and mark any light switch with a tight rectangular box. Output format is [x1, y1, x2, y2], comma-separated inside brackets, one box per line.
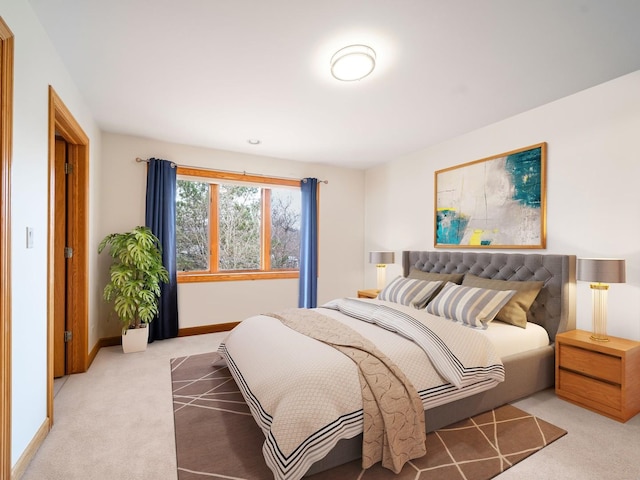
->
[26, 227, 34, 248]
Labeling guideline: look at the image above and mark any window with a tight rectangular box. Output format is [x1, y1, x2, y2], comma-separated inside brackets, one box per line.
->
[176, 167, 301, 282]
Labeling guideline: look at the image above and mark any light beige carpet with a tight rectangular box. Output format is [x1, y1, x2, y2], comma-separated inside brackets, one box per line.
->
[171, 352, 566, 480]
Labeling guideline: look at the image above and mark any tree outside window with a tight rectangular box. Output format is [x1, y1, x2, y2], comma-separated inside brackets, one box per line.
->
[176, 180, 209, 271]
[175, 168, 301, 282]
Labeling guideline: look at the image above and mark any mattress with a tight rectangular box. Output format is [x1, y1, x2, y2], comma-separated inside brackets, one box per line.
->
[478, 320, 550, 358]
[362, 298, 550, 359]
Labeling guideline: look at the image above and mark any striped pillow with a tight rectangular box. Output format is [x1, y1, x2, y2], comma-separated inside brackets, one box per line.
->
[461, 274, 544, 328]
[425, 282, 516, 329]
[377, 276, 443, 309]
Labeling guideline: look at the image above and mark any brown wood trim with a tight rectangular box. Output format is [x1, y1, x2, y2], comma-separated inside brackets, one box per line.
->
[261, 188, 271, 270]
[89, 326, 236, 358]
[178, 322, 239, 336]
[177, 166, 300, 188]
[209, 183, 219, 272]
[178, 167, 302, 278]
[0, 17, 13, 480]
[49, 88, 89, 144]
[87, 337, 119, 367]
[88, 336, 124, 365]
[88, 340, 101, 365]
[10, 418, 49, 480]
[178, 270, 299, 283]
[92, 322, 237, 348]
[100, 336, 123, 348]
[47, 87, 90, 430]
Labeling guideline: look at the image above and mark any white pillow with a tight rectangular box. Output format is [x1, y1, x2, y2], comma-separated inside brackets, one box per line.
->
[377, 276, 443, 309]
[425, 282, 516, 329]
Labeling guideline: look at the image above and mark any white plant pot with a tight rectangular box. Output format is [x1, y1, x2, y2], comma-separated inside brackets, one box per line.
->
[122, 325, 149, 353]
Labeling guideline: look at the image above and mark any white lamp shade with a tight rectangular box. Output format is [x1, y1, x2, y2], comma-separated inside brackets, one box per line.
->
[577, 258, 626, 284]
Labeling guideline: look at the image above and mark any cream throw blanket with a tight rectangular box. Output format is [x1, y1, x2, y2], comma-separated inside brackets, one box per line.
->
[266, 308, 427, 473]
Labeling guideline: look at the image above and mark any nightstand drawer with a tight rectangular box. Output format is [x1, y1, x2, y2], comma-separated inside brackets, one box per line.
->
[559, 344, 621, 384]
[558, 369, 621, 409]
[555, 329, 640, 422]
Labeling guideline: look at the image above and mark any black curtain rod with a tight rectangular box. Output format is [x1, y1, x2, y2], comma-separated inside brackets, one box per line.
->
[135, 157, 328, 184]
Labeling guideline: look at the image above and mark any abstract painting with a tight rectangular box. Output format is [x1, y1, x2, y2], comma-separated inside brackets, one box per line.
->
[435, 143, 546, 248]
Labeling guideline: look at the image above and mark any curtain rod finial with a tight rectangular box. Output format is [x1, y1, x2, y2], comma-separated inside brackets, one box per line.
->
[302, 178, 328, 184]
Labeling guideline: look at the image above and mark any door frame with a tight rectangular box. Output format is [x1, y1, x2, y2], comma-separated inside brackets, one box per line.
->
[0, 17, 13, 480]
[47, 87, 90, 423]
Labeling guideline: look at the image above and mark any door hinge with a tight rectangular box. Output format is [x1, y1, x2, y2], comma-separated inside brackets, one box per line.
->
[65, 162, 74, 174]
[64, 246, 73, 258]
[64, 330, 73, 342]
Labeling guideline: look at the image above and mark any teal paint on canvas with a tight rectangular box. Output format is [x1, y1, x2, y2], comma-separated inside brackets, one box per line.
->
[435, 143, 545, 247]
[505, 147, 542, 208]
[436, 209, 469, 245]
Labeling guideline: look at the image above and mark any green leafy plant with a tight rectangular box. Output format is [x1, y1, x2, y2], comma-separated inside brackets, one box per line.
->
[98, 226, 169, 333]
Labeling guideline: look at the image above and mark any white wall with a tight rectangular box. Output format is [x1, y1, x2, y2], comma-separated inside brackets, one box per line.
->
[2, 0, 102, 467]
[365, 70, 640, 341]
[99, 133, 365, 337]
[9, 0, 637, 467]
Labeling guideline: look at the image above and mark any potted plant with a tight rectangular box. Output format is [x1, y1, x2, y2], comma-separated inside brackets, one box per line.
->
[98, 226, 169, 353]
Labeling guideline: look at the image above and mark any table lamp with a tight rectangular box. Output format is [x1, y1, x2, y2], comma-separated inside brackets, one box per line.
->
[577, 258, 626, 341]
[369, 251, 395, 290]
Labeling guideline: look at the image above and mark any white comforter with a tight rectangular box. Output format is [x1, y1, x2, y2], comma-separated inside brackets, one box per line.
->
[218, 298, 505, 480]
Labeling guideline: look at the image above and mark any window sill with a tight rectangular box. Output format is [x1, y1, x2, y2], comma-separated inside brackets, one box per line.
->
[178, 271, 299, 283]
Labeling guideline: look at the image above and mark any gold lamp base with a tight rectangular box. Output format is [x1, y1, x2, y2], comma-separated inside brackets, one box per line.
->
[376, 264, 387, 290]
[590, 283, 609, 342]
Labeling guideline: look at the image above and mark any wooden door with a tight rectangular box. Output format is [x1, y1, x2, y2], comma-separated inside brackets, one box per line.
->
[48, 87, 90, 426]
[53, 138, 67, 377]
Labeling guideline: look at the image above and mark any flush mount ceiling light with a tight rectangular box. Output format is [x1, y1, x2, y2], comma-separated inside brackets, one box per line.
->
[247, 139, 261, 145]
[330, 44, 376, 81]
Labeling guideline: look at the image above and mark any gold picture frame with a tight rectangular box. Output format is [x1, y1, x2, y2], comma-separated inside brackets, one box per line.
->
[434, 142, 546, 249]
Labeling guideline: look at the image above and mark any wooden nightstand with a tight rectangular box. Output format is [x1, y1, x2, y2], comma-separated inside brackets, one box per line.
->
[357, 289, 380, 299]
[555, 329, 640, 422]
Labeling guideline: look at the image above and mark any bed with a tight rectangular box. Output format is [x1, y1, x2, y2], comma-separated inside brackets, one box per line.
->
[218, 250, 576, 479]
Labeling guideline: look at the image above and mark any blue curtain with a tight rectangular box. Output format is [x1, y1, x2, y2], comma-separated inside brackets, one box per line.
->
[298, 178, 318, 308]
[145, 158, 179, 342]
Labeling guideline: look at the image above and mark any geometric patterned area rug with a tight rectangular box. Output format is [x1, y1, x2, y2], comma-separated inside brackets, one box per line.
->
[171, 352, 567, 480]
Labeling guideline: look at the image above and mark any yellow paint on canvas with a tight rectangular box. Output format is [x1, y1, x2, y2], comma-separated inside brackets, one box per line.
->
[469, 229, 484, 245]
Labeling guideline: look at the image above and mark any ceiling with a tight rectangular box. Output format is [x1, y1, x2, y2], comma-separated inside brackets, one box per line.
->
[28, 0, 640, 169]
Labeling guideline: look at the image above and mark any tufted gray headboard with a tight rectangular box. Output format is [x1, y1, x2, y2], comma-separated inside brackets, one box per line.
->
[402, 251, 576, 342]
